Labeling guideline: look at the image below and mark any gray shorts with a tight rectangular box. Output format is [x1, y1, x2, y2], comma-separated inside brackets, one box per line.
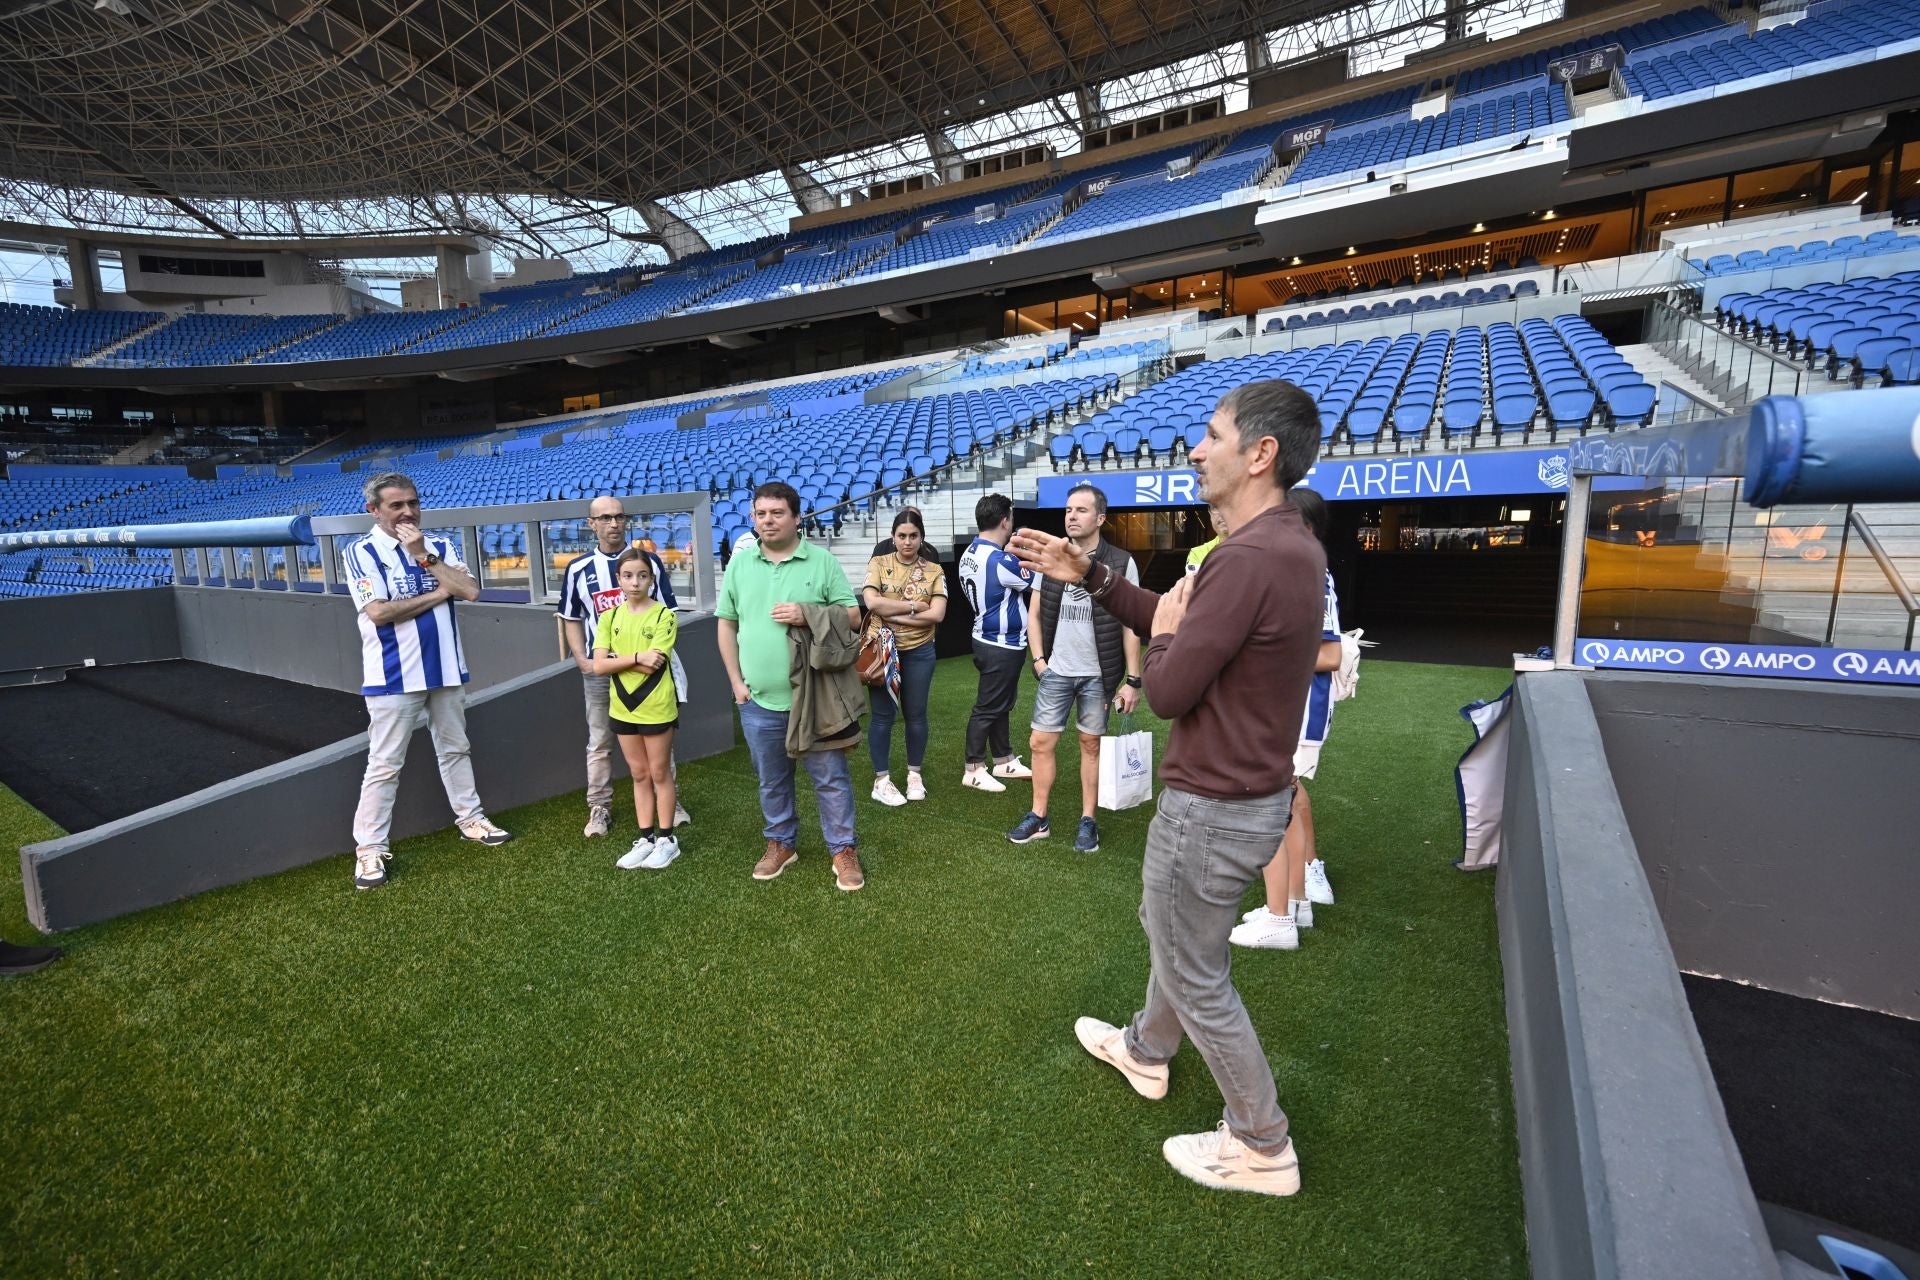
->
[1032, 668, 1109, 736]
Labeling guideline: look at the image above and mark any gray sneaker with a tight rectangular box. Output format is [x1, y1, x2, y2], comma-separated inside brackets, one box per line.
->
[1073, 817, 1101, 853]
[583, 805, 612, 838]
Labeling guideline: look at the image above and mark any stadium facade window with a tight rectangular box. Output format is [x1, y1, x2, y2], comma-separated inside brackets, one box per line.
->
[134, 254, 266, 279]
[1639, 177, 1729, 250]
[1896, 142, 1920, 217]
[1730, 162, 1820, 217]
[1826, 160, 1878, 206]
[49, 406, 93, 421]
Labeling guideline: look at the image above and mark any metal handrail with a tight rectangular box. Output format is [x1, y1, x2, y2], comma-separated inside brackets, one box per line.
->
[1847, 508, 1920, 648]
[1652, 301, 1804, 404]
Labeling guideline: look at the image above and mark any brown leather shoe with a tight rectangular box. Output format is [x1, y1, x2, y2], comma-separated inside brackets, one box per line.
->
[752, 840, 798, 881]
[831, 846, 865, 892]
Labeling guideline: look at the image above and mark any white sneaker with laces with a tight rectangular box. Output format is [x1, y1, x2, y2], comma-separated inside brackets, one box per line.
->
[871, 776, 907, 807]
[673, 803, 691, 828]
[991, 756, 1034, 780]
[353, 848, 390, 890]
[640, 835, 681, 869]
[1073, 1016, 1168, 1100]
[583, 806, 612, 838]
[905, 771, 927, 801]
[1229, 913, 1300, 950]
[1305, 859, 1334, 905]
[616, 837, 655, 871]
[1162, 1122, 1301, 1197]
[962, 768, 1007, 793]
[458, 817, 512, 846]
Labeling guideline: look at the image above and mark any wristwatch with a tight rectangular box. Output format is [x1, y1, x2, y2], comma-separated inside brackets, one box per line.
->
[1124, 675, 1143, 688]
[416, 551, 441, 568]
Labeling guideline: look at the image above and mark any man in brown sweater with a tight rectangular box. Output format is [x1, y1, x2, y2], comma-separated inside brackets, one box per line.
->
[1011, 379, 1325, 1198]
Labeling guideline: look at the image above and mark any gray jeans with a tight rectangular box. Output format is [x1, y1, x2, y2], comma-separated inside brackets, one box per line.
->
[582, 671, 678, 811]
[352, 687, 486, 854]
[1124, 783, 1295, 1154]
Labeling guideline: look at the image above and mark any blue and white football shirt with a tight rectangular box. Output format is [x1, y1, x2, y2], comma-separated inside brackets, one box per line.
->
[1299, 570, 1340, 748]
[344, 525, 470, 696]
[958, 536, 1034, 651]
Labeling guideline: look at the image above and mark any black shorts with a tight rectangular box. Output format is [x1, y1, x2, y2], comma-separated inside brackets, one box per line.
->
[612, 718, 678, 737]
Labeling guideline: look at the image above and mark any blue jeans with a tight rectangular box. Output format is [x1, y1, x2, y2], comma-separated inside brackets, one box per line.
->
[869, 641, 936, 774]
[1031, 667, 1110, 736]
[738, 699, 857, 850]
[1124, 784, 1296, 1154]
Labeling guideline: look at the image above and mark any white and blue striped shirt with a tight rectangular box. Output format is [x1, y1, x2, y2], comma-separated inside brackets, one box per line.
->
[1299, 571, 1341, 748]
[958, 535, 1034, 651]
[344, 526, 470, 696]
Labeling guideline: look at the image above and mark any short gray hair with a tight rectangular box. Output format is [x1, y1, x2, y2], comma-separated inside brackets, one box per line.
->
[1215, 381, 1320, 489]
[362, 472, 416, 507]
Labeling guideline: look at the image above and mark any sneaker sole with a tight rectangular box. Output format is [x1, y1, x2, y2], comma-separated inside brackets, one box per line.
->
[1074, 842, 1100, 853]
[1074, 1019, 1167, 1100]
[1007, 828, 1051, 844]
[1162, 1140, 1301, 1197]
[642, 851, 681, 870]
[353, 879, 385, 890]
[752, 856, 797, 881]
[462, 833, 512, 846]
[962, 777, 1007, 792]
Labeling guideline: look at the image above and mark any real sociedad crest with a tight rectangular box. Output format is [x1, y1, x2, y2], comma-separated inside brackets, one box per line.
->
[1537, 454, 1570, 490]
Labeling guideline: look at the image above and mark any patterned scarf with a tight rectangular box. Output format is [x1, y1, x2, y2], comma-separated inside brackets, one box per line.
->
[875, 623, 901, 705]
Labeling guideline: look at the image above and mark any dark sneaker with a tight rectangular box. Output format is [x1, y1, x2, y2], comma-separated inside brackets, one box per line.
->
[0, 939, 65, 975]
[1074, 817, 1101, 853]
[831, 847, 865, 892]
[1007, 812, 1051, 844]
[752, 840, 798, 881]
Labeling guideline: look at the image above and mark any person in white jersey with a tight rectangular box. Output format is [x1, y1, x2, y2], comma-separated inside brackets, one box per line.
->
[1232, 486, 1341, 950]
[344, 472, 511, 890]
[957, 493, 1036, 793]
[558, 495, 689, 838]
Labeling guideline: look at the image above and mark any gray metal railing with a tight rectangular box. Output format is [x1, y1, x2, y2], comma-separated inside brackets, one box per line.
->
[1648, 301, 1804, 408]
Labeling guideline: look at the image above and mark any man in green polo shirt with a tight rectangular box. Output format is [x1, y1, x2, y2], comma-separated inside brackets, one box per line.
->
[716, 481, 866, 890]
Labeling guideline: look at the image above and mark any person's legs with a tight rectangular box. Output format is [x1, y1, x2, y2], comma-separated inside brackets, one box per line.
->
[738, 700, 799, 847]
[1127, 786, 1294, 1153]
[582, 673, 614, 811]
[1076, 732, 1102, 821]
[423, 687, 485, 825]
[1028, 729, 1060, 817]
[802, 745, 856, 850]
[1257, 782, 1311, 913]
[1074, 676, 1109, 821]
[900, 644, 936, 771]
[619, 732, 656, 830]
[965, 642, 1021, 766]
[644, 731, 676, 830]
[352, 691, 427, 854]
[868, 680, 898, 778]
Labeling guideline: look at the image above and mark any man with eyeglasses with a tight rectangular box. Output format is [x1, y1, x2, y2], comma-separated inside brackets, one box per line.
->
[559, 495, 686, 839]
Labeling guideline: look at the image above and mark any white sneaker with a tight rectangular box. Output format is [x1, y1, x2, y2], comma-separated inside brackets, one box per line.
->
[962, 767, 1007, 793]
[583, 805, 612, 838]
[1229, 914, 1300, 950]
[1162, 1123, 1301, 1197]
[871, 776, 907, 807]
[353, 848, 390, 890]
[905, 771, 927, 801]
[640, 835, 681, 869]
[673, 803, 691, 828]
[1073, 1016, 1169, 1100]
[616, 837, 655, 870]
[1305, 859, 1334, 905]
[458, 817, 513, 846]
[991, 756, 1034, 780]
[1291, 898, 1314, 930]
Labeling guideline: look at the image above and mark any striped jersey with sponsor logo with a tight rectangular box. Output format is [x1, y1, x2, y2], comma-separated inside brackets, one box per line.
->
[344, 526, 470, 696]
[1299, 571, 1340, 748]
[558, 547, 676, 630]
[958, 535, 1033, 650]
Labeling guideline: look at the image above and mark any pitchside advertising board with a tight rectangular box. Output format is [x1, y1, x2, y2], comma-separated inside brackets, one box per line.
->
[1575, 638, 1920, 687]
[1032, 446, 1634, 507]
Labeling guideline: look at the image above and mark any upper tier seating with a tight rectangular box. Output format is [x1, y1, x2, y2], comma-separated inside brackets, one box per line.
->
[0, 304, 162, 366]
[1688, 229, 1920, 277]
[1622, 0, 1920, 100]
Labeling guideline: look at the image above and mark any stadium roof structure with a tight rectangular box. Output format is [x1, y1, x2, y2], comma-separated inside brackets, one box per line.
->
[0, 0, 1542, 265]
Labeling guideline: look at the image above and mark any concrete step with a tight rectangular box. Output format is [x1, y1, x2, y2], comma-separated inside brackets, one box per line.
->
[1617, 343, 1730, 415]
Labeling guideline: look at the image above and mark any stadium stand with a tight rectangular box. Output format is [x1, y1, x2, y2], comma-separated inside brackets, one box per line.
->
[1711, 271, 1920, 384]
[1688, 229, 1920, 276]
[1622, 0, 1920, 101]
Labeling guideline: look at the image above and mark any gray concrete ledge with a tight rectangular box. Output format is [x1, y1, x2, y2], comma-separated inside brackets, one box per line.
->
[1499, 671, 1780, 1280]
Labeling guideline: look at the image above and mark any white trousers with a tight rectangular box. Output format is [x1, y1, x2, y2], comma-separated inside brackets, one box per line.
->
[352, 687, 485, 853]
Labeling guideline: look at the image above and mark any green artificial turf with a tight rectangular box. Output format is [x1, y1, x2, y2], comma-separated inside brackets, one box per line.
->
[0, 658, 1523, 1278]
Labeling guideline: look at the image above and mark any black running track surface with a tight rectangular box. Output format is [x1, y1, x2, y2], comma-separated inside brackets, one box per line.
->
[1682, 973, 1920, 1253]
[0, 660, 366, 834]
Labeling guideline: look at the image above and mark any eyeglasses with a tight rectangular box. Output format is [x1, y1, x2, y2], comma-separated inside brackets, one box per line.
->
[587, 514, 630, 524]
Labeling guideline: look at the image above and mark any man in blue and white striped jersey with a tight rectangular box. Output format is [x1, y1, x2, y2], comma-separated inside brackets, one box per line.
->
[957, 493, 1036, 793]
[344, 471, 511, 891]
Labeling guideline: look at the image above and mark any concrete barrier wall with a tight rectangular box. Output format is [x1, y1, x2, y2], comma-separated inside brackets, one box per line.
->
[1585, 674, 1920, 1020]
[1499, 672, 1781, 1280]
[0, 588, 181, 674]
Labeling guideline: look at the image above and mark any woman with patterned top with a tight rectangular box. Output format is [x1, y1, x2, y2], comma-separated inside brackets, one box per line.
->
[590, 549, 681, 871]
[861, 510, 948, 806]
